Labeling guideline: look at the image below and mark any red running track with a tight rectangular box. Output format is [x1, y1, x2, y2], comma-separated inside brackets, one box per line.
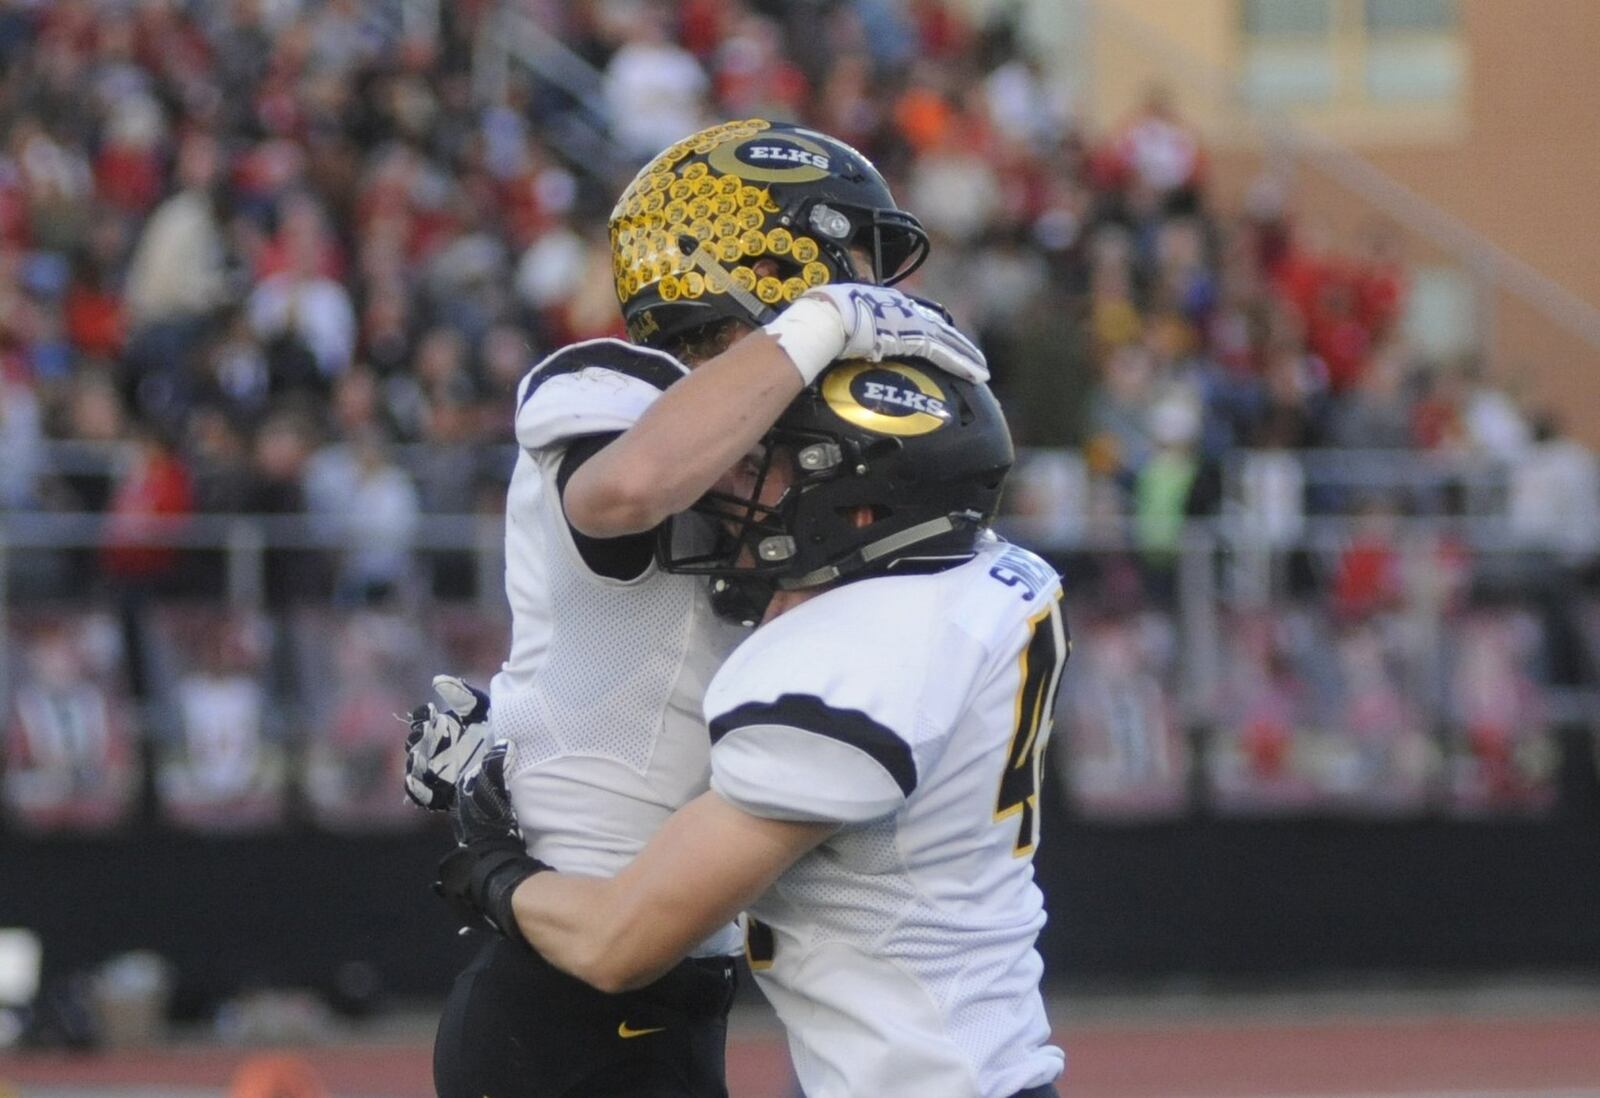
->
[2, 1013, 1598, 1096]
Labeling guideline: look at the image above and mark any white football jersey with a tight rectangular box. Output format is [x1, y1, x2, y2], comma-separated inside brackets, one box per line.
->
[490, 337, 745, 957]
[704, 534, 1069, 1097]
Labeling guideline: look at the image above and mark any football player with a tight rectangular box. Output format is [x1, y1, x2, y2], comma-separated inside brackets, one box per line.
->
[440, 359, 1070, 1098]
[405, 119, 988, 1098]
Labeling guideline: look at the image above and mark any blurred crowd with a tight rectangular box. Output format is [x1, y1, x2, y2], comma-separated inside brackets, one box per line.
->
[0, 0, 1597, 835]
[0, 0, 1595, 611]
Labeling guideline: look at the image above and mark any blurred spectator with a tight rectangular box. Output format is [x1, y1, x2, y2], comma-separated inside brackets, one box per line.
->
[123, 131, 227, 365]
[1459, 358, 1530, 459]
[1134, 395, 1220, 583]
[310, 427, 420, 606]
[1095, 86, 1205, 212]
[1410, 366, 1467, 451]
[812, 53, 880, 152]
[1251, 341, 1327, 449]
[1327, 341, 1410, 450]
[1331, 502, 1404, 621]
[99, 423, 194, 593]
[63, 213, 129, 362]
[983, 52, 1072, 152]
[711, 12, 808, 120]
[906, 115, 1001, 246]
[1508, 413, 1600, 568]
[154, 607, 283, 831]
[9, 114, 94, 253]
[514, 214, 587, 324]
[1087, 342, 1158, 479]
[246, 196, 356, 390]
[3, 615, 138, 831]
[0, 0, 1580, 719]
[302, 609, 426, 830]
[94, 94, 167, 217]
[602, 4, 709, 159]
[188, 407, 254, 514]
[246, 410, 327, 608]
[0, 367, 42, 508]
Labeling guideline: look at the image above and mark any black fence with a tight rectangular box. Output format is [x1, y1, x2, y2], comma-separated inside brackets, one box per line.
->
[3, 737, 1597, 1013]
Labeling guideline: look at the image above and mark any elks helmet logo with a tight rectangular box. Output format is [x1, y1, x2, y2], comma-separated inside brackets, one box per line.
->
[738, 140, 830, 171]
[821, 361, 953, 437]
[709, 132, 835, 184]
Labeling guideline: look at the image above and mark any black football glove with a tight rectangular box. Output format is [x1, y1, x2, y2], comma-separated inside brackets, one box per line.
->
[404, 675, 492, 810]
[434, 741, 548, 944]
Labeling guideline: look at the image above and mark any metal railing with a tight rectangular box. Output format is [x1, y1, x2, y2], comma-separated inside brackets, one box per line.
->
[3, 508, 1597, 741]
[14, 441, 1527, 506]
[471, 3, 636, 187]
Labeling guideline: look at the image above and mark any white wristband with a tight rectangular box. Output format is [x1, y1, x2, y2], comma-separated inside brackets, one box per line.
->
[761, 295, 849, 384]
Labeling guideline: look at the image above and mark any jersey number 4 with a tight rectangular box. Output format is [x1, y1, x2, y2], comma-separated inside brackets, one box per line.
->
[994, 593, 1069, 858]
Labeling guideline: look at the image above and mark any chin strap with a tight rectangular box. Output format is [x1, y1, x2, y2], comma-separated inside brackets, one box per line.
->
[779, 511, 982, 590]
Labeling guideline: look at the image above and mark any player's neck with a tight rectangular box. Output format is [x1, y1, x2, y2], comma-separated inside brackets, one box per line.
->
[761, 587, 825, 625]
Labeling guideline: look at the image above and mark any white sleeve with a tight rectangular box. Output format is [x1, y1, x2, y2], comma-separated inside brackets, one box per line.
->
[709, 693, 916, 825]
[513, 338, 687, 451]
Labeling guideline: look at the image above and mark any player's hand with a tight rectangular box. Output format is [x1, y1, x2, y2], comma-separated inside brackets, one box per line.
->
[804, 284, 989, 383]
[434, 742, 547, 943]
[404, 674, 491, 811]
[450, 737, 518, 846]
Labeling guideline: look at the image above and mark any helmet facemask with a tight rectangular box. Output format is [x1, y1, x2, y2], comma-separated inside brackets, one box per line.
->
[661, 359, 1015, 624]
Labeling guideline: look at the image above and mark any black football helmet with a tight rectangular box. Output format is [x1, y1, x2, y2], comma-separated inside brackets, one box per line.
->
[610, 119, 930, 350]
[660, 358, 1015, 622]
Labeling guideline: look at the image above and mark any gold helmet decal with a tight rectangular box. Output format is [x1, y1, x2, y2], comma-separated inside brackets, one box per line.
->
[609, 119, 834, 311]
[706, 131, 834, 184]
[821, 361, 953, 438]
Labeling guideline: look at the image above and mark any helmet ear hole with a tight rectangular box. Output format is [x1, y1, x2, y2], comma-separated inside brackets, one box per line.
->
[838, 504, 890, 529]
[861, 437, 902, 461]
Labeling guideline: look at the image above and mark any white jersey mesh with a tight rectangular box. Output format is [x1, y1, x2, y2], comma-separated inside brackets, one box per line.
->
[487, 353, 744, 957]
[708, 536, 1068, 1096]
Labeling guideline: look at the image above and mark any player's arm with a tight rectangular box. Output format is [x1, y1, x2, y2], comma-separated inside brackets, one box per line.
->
[510, 791, 832, 992]
[563, 330, 802, 537]
[435, 744, 832, 993]
[563, 284, 989, 538]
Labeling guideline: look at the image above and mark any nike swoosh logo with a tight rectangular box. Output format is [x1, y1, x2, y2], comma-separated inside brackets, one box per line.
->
[618, 1021, 667, 1039]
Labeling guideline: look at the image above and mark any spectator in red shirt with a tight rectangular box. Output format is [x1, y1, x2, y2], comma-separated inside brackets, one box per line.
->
[1331, 501, 1404, 621]
[1307, 278, 1372, 394]
[1094, 86, 1206, 213]
[1354, 225, 1405, 339]
[100, 423, 195, 588]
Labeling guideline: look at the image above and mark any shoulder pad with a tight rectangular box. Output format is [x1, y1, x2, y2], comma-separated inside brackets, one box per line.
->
[514, 339, 688, 450]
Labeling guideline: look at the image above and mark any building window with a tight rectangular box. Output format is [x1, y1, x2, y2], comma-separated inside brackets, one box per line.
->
[1241, 0, 1338, 105]
[1241, 0, 1462, 109]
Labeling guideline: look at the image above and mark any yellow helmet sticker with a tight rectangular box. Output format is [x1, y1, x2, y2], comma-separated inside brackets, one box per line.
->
[821, 361, 953, 437]
[755, 276, 784, 304]
[610, 120, 841, 313]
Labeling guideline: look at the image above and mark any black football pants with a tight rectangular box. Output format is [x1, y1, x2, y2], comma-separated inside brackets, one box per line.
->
[434, 936, 736, 1098]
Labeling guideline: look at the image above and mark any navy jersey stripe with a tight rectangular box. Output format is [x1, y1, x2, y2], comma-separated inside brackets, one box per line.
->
[517, 339, 686, 414]
[709, 693, 917, 797]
